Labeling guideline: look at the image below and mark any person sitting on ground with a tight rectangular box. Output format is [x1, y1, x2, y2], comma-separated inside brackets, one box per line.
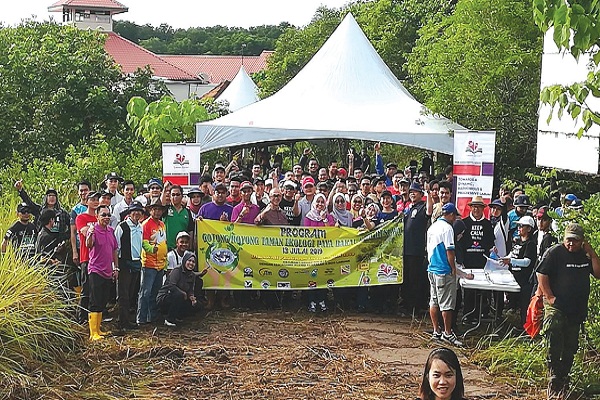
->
[417, 347, 467, 400]
[157, 252, 207, 327]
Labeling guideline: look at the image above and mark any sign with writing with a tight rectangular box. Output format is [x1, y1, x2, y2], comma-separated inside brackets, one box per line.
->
[162, 143, 203, 188]
[453, 130, 496, 216]
[197, 217, 404, 290]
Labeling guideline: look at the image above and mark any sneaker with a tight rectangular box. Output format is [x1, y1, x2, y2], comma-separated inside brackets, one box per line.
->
[319, 301, 327, 312]
[308, 301, 317, 313]
[431, 330, 442, 340]
[164, 320, 177, 327]
[442, 331, 463, 347]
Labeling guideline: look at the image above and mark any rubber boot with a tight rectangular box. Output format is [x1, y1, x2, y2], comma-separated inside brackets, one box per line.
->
[96, 313, 111, 337]
[88, 313, 103, 341]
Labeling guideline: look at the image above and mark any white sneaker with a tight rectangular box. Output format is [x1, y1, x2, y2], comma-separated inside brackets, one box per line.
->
[442, 331, 463, 347]
[319, 301, 327, 312]
[431, 330, 442, 340]
[308, 302, 317, 313]
[164, 320, 176, 327]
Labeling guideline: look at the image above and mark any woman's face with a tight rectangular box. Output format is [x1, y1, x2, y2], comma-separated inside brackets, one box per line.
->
[315, 197, 326, 211]
[428, 359, 456, 400]
[185, 257, 196, 271]
[352, 198, 363, 211]
[334, 197, 346, 210]
[366, 205, 377, 218]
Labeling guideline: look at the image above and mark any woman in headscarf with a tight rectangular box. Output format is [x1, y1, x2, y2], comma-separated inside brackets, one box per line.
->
[331, 193, 353, 227]
[302, 193, 333, 313]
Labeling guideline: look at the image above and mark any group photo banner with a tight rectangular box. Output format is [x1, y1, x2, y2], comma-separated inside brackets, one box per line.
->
[197, 218, 404, 290]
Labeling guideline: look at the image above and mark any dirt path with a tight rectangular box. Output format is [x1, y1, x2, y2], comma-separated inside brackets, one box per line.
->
[66, 311, 544, 399]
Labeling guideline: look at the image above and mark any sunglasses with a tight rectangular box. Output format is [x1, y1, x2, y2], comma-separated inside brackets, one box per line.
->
[171, 193, 182, 196]
[271, 194, 282, 198]
[149, 186, 161, 190]
[335, 199, 346, 204]
[100, 212, 111, 217]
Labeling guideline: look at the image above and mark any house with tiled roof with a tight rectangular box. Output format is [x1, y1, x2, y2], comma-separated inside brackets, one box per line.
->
[48, 0, 215, 100]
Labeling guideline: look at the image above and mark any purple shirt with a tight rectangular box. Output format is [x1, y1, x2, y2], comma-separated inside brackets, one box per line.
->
[198, 202, 233, 221]
[303, 214, 334, 227]
[232, 201, 260, 224]
[88, 223, 118, 279]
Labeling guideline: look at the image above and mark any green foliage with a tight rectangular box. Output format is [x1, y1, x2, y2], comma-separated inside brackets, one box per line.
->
[406, 0, 543, 180]
[534, 0, 600, 136]
[114, 20, 289, 55]
[0, 246, 82, 398]
[0, 21, 169, 164]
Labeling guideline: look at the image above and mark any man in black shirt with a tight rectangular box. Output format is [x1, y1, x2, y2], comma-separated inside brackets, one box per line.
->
[279, 180, 302, 226]
[537, 223, 600, 398]
[2, 202, 37, 258]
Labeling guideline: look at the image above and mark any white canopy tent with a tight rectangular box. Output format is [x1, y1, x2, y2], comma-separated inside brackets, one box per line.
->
[216, 66, 259, 112]
[196, 13, 465, 154]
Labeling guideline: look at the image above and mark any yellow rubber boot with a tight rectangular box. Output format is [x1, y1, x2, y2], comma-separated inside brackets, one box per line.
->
[88, 313, 103, 341]
[97, 313, 111, 337]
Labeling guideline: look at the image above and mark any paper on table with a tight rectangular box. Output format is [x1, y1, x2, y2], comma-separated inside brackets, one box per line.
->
[483, 254, 508, 272]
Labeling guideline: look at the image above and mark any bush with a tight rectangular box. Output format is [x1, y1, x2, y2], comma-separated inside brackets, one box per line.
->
[0, 249, 82, 398]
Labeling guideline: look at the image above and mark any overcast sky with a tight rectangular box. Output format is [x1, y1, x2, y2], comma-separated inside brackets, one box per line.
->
[2, 0, 352, 28]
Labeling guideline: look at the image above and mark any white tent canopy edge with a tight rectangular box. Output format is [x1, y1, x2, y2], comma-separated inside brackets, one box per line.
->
[197, 13, 465, 155]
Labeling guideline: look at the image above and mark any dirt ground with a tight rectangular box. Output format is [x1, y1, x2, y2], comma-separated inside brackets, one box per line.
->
[57, 309, 547, 400]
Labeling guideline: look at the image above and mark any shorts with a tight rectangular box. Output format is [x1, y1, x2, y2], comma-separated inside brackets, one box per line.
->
[428, 272, 457, 311]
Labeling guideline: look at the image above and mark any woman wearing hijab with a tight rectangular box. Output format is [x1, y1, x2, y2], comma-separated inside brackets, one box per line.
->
[303, 193, 333, 312]
[331, 193, 353, 227]
[157, 252, 206, 327]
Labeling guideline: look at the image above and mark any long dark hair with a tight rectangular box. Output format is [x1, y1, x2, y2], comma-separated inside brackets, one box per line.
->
[418, 347, 465, 400]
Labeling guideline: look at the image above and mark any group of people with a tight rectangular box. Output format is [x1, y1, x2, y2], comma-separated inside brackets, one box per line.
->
[3, 143, 599, 399]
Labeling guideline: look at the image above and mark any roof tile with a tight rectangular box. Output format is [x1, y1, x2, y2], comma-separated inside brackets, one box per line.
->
[48, 0, 128, 12]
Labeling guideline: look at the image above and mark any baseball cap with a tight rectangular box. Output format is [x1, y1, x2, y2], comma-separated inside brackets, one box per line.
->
[301, 176, 315, 188]
[213, 163, 225, 172]
[381, 190, 393, 198]
[337, 167, 347, 177]
[488, 199, 504, 209]
[514, 194, 531, 207]
[409, 182, 424, 193]
[17, 202, 31, 213]
[441, 202, 458, 215]
[147, 178, 163, 189]
[385, 162, 398, 169]
[564, 222, 584, 241]
[536, 207, 550, 219]
[176, 231, 191, 241]
[240, 181, 254, 190]
[126, 201, 145, 214]
[282, 180, 297, 189]
[86, 191, 102, 199]
[569, 199, 583, 210]
[214, 182, 228, 192]
[104, 172, 123, 182]
[564, 193, 578, 202]
[100, 190, 114, 198]
[265, 178, 274, 187]
[516, 215, 535, 228]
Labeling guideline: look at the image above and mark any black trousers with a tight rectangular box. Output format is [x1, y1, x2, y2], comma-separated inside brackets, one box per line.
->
[118, 259, 141, 326]
[89, 272, 113, 313]
[77, 262, 90, 323]
[402, 255, 428, 311]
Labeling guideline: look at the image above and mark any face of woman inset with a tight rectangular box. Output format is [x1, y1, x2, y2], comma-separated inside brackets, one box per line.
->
[185, 257, 196, 271]
[315, 197, 326, 211]
[428, 359, 456, 400]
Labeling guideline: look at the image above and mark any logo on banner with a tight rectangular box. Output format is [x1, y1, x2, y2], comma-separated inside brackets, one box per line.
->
[173, 153, 190, 167]
[377, 263, 399, 283]
[465, 141, 483, 154]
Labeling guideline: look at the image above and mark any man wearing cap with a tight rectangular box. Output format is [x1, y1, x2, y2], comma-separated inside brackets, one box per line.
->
[15, 180, 70, 246]
[298, 176, 317, 221]
[138, 198, 168, 325]
[212, 163, 227, 185]
[232, 181, 260, 224]
[2, 202, 37, 257]
[163, 184, 194, 251]
[75, 191, 102, 324]
[426, 202, 463, 346]
[457, 195, 495, 319]
[501, 215, 537, 325]
[135, 178, 163, 207]
[508, 194, 532, 240]
[114, 201, 145, 330]
[279, 180, 302, 226]
[401, 181, 432, 314]
[536, 223, 600, 398]
[103, 172, 124, 207]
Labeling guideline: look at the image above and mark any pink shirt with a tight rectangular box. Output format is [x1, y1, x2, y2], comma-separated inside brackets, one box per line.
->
[88, 223, 118, 279]
[302, 214, 334, 227]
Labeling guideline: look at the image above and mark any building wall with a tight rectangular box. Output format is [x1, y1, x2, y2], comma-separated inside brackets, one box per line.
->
[166, 82, 216, 101]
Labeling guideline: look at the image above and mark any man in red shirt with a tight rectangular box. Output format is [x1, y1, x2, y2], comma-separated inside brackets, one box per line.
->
[75, 191, 101, 324]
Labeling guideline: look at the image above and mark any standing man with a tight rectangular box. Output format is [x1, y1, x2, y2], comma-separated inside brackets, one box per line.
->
[298, 176, 317, 221]
[426, 203, 462, 346]
[537, 223, 600, 398]
[457, 195, 495, 320]
[401, 182, 431, 314]
[137, 198, 168, 325]
[70, 180, 91, 267]
[85, 204, 119, 341]
[279, 180, 302, 226]
[113, 180, 136, 223]
[114, 201, 145, 331]
[2, 203, 37, 257]
[103, 172, 124, 207]
[232, 181, 260, 224]
[162, 184, 194, 251]
[75, 191, 102, 324]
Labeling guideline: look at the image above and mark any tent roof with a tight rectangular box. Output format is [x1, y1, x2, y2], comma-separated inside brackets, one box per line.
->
[216, 66, 259, 112]
[197, 13, 465, 154]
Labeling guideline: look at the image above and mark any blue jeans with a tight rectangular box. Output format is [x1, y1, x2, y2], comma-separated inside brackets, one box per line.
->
[137, 267, 164, 324]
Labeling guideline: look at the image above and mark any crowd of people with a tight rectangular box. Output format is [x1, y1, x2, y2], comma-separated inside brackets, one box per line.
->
[2, 143, 599, 399]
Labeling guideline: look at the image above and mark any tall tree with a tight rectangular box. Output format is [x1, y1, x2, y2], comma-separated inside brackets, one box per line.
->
[0, 21, 168, 164]
[406, 0, 543, 179]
